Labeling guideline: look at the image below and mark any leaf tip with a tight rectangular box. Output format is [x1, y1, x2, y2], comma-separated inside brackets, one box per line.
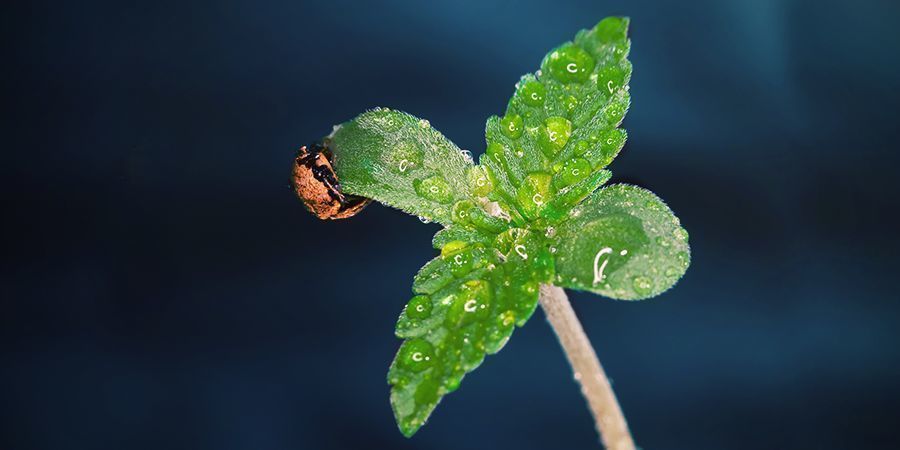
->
[593, 16, 631, 41]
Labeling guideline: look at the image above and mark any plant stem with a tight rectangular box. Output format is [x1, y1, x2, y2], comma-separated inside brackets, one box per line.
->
[539, 284, 636, 450]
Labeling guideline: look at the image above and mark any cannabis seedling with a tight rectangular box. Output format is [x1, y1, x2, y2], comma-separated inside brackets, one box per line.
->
[292, 17, 690, 449]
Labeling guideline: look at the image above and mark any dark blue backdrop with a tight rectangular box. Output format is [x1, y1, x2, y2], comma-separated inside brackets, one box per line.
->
[4, 1, 900, 449]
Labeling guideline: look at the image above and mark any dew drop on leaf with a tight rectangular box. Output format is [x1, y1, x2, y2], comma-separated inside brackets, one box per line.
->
[406, 295, 432, 320]
[538, 117, 573, 157]
[467, 166, 493, 197]
[597, 64, 629, 97]
[499, 114, 524, 139]
[399, 339, 436, 372]
[517, 80, 546, 106]
[387, 142, 424, 174]
[451, 200, 474, 224]
[545, 44, 596, 84]
[443, 246, 475, 278]
[414, 175, 454, 204]
[445, 280, 492, 327]
[553, 157, 591, 188]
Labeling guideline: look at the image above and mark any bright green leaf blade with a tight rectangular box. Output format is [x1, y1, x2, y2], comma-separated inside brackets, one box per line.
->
[329, 109, 474, 225]
[389, 229, 553, 437]
[481, 17, 632, 221]
[552, 184, 690, 300]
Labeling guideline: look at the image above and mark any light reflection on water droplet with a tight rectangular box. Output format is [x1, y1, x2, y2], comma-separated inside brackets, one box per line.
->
[514, 244, 528, 260]
[592, 247, 613, 285]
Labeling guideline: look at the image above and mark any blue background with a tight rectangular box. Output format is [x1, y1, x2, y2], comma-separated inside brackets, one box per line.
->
[4, 1, 900, 449]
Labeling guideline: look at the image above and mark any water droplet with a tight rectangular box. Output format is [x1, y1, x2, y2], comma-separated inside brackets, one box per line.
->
[517, 80, 546, 106]
[604, 95, 628, 124]
[414, 175, 454, 204]
[445, 280, 492, 326]
[545, 226, 556, 238]
[619, 249, 628, 256]
[632, 276, 652, 295]
[552, 157, 590, 187]
[538, 117, 573, 157]
[451, 200, 474, 224]
[499, 114, 524, 139]
[417, 215, 432, 224]
[467, 166, 493, 197]
[545, 44, 595, 84]
[515, 172, 553, 218]
[399, 339, 435, 372]
[597, 64, 629, 97]
[406, 295, 432, 319]
[442, 244, 477, 278]
[459, 149, 473, 163]
[387, 142, 424, 174]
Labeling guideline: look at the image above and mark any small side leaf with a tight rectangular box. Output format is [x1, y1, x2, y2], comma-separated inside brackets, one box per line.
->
[389, 230, 553, 437]
[480, 17, 633, 226]
[329, 109, 474, 225]
[552, 184, 690, 300]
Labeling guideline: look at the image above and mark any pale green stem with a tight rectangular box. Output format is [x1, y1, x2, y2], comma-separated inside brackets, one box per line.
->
[539, 284, 636, 450]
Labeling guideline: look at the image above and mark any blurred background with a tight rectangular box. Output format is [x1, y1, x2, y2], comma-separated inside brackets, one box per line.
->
[3, 1, 900, 449]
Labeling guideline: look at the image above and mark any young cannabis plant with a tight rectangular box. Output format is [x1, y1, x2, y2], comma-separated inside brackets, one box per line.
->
[292, 17, 689, 448]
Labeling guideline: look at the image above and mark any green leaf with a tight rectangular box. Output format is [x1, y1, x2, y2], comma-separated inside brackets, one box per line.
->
[551, 184, 690, 300]
[307, 17, 692, 439]
[389, 229, 553, 437]
[480, 17, 632, 225]
[328, 109, 475, 225]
